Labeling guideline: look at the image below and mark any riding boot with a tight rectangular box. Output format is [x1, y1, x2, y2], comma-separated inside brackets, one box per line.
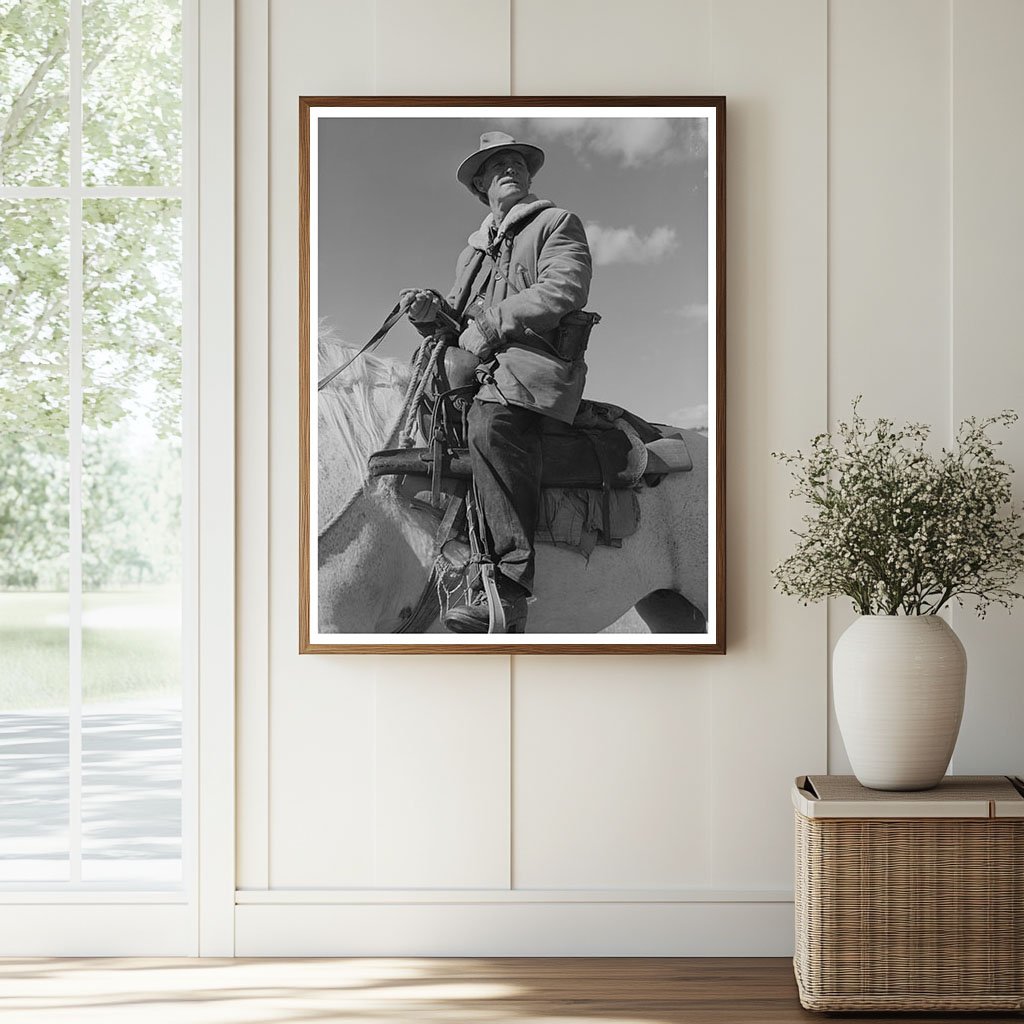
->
[443, 577, 529, 634]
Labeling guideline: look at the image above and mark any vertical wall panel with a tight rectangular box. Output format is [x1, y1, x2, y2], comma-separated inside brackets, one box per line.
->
[827, 0, 951, 773]
[510, 0, 719, 892]
[375, 665, 510, 887]
[512, 0, 711, 94]
[236, 0, 270, 892]
[707, 0, 828, 889]
[265, 0, 514, 890]
[514, 658, 713, 889]
[266, 0, 377, 887]
[369, 2, 514, 888]
[270, 666, 378, 886]
[375, 0, 509, 94]
[950, 0, 1024, 777]
[829, 0, 950, 422]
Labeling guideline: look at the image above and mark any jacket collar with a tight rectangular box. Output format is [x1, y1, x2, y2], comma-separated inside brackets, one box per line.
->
[467, 195, 555, 252]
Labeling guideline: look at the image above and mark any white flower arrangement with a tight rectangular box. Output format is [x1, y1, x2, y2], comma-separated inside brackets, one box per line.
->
[772, 401, 1024, 616]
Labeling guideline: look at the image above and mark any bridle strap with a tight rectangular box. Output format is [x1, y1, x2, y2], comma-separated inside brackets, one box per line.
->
[317, 303, 405, 392]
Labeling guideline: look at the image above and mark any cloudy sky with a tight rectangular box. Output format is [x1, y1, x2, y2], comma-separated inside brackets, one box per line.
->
[316, 110, 711, 428]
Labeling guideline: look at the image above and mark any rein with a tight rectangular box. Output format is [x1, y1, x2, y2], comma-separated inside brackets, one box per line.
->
[317, 303, 405, 392]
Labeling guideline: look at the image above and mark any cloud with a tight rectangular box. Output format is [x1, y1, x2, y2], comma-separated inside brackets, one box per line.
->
[673, 302, 708, 322]
[666, 403, 709, 431]
[585, 222, 679, 265]
[500, 117, 707, 167]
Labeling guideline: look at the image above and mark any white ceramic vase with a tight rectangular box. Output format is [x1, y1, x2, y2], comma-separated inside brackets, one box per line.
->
[833, 615, 967, 791]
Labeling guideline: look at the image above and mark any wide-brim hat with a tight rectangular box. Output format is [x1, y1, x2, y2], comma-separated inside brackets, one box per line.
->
[457, 131, 545, 202]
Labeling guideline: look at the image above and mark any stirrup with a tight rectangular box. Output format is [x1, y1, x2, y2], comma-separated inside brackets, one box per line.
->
[479, 564, 506, 633]
[442, 571, 528, 635]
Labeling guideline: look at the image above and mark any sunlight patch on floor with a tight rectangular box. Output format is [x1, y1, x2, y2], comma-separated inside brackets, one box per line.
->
[0, 957, 683, 1024]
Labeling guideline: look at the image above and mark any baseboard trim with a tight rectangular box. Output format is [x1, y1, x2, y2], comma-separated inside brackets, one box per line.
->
[236, 887, 792, 904]
[235, 900, 795, 956]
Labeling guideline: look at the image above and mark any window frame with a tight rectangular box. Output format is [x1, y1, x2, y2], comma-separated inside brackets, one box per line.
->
[0, 0, 235, 955]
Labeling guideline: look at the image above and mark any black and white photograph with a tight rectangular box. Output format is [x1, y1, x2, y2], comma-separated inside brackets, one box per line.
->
[300, 98, 725, 652]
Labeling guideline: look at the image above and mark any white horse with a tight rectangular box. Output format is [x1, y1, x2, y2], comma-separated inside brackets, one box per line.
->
[316, 336, 709, 635]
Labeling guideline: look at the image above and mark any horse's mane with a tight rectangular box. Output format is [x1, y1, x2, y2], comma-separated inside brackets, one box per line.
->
[317, 325, 413, 534]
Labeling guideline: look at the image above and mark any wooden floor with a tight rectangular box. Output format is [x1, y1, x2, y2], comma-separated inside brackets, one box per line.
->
[0, 957, 1020, 1023]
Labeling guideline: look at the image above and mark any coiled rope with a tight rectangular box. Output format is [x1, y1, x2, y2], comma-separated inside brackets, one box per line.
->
[397, 339, 447, 448]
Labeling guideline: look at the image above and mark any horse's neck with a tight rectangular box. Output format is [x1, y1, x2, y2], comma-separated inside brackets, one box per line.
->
[376, 477, 437, 559]
[318, 475, 443, 631]
[317, 364, 416, 538]
[322, 476, 434, 565]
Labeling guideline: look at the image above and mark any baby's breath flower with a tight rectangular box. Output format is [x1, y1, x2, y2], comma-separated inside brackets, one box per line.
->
[772, 399, 1024, 616]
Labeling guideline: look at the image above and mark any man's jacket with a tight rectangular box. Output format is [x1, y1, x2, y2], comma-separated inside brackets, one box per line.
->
[442, 195, 593, 424]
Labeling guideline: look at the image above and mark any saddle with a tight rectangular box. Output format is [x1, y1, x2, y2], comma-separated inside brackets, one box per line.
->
[368, 343, 694, 551]
[369, 407, 693, 491]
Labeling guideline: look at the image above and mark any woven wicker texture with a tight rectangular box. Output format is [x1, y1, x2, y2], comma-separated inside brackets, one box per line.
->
[794, 805, 1024, 1011]
[806, 774, 1023, 803]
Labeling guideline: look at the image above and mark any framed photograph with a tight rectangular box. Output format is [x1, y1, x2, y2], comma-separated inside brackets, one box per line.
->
[300, 97, 725, 654]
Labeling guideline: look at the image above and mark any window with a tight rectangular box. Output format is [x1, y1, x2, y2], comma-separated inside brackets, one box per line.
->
[1, 0, 192, 890]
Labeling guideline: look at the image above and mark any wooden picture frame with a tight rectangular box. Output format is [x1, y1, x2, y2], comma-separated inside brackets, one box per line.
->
[300, 97, 725, 653]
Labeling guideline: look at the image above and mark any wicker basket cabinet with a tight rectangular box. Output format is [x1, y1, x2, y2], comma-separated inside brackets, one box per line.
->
[793, 775, 1024, 1012]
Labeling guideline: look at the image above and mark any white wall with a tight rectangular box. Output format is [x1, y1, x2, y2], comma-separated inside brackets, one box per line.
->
[234, 0, 1024, 955]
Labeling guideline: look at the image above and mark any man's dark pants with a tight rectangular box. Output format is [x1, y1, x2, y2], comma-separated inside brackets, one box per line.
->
[467, 399, 543, 596]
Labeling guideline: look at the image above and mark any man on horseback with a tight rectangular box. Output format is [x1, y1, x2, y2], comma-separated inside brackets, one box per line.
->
[398, 131, 594, 633]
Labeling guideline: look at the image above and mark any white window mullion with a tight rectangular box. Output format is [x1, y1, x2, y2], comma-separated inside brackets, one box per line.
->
[181, 0, 200, 915]
[0, 186, 183, 200]
[0, 187, 69, 199]
[68, 0, 83, 885]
